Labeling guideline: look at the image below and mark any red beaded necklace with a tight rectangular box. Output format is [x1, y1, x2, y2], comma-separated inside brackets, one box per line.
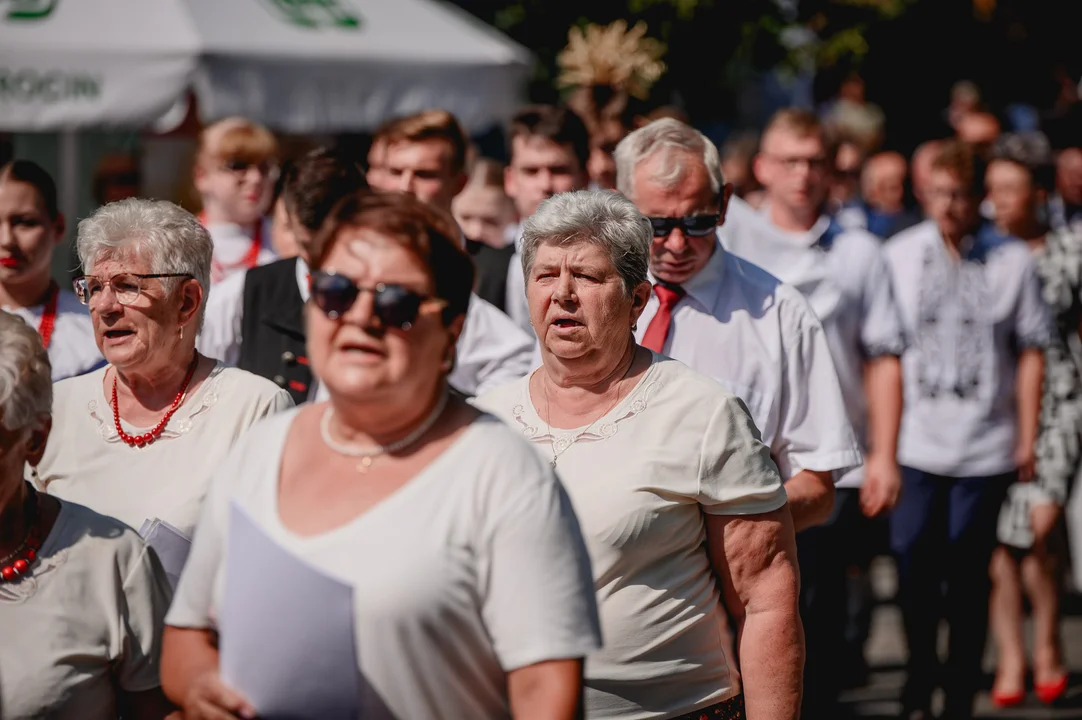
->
[111, 357, 199, 448]
[0, 486, 42, 584]
[37, 281, 59, 349]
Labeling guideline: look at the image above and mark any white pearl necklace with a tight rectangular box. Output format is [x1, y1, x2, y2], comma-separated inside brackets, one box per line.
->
[319, 390, 450, 473]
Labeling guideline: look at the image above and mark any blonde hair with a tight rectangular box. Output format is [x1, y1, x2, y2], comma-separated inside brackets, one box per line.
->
[196, 117, 279, 166]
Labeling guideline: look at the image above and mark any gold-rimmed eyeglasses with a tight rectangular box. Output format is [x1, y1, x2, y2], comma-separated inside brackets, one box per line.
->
[73, 273, 192, 306]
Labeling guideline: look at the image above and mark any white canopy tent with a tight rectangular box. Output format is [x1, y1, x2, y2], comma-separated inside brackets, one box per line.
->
[188, 0, 533, 134]
[0, 0, 200, 131]
[0, 0, 532, 134]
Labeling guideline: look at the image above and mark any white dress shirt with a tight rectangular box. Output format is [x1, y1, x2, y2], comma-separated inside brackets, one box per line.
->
[4, 289, 104, 382]
[721, 206, 907, 487]
[884, 221, 1053, 476]
[635, 244, 862, 481]
[199, 257, 535, 400]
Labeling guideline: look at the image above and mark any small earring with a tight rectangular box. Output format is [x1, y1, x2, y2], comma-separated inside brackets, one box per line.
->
[180, 326, 184, 341]
[631, 323, 638, 331]
[30, 465, 41, 488]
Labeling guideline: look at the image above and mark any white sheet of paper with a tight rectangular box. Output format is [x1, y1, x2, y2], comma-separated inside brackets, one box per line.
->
[220, 502, 361, 720]
[138, 517, 192, 589]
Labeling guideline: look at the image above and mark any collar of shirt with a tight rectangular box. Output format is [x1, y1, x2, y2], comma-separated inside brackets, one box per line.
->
[648, 243, 728, 312]
[295, 256, 310, 303]
[758, 203, 835, 249]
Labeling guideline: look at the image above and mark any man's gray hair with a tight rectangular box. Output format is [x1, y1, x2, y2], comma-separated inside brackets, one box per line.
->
[615, 118, 725, 201]
[521, 190, 650, 295]
[76, 198, 213, 328]
[0, 312, 51, 434]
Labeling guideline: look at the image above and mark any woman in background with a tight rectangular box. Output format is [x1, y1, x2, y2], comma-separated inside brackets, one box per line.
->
[0, 160, 103, 380]
[986, 132, 1078, 707]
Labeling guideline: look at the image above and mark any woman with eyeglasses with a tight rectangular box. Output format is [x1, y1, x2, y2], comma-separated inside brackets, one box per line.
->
[32, 198, 292, 540]
[162, 191, 601, 720]
[0, 160, 103, 381]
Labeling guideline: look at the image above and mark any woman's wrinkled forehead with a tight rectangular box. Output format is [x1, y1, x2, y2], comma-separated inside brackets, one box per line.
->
[87, 241, 149, 273]
[327, 227, 431, 287]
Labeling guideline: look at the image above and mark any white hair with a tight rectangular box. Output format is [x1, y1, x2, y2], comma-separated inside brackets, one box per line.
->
[76, 198, 213, 328]
[0, 312, 51, 434]
[521, 190, 650, 295]
[614, 118, 725, 201]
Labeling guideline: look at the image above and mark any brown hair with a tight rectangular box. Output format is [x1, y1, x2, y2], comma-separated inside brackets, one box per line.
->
[932, 138, 985, 197]
[373, 110, 469, 176]
[762, 107, 825, 143]
[508, 105, 590, 170]
[311, 191, 474, 325]
[280, 147, 367, 232]
[0, 160, 59, 220]
[196, 117, 279, 165]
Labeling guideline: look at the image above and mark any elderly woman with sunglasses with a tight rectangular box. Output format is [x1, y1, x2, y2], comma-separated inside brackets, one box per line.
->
[475, 190, 803, 720]
[32, 198, 292, 540]
[162, 191, 600, 720]
[0, 312, 172, 719]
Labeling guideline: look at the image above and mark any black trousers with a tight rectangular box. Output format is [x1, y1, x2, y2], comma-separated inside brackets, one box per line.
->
[797, 487, 868, 717]
[890, 467, 1013, 719]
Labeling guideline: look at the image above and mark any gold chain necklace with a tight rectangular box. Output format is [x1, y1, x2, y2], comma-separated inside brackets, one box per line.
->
[541, 350, 636, 468]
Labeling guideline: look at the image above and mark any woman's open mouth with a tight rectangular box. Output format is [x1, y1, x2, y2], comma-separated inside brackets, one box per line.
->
[103, 329, 135, 340]
[552, 318, 583, 328]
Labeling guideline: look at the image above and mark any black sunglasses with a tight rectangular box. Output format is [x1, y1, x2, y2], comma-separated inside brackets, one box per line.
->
[309, 271, 443, 330]
[646, 213, 720, 238]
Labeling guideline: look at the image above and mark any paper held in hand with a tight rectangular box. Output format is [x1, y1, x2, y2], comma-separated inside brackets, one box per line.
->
[137, 517, 192, 589]
[220, 502, 361, 720]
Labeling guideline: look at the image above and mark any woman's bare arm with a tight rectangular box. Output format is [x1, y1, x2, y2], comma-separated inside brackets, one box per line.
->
[508, 658, 585, 720]
[160, 626, 255, 720]
[706, 506, 804, 719]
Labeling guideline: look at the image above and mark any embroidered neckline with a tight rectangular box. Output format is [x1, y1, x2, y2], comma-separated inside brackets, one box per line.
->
[511, 361, 662, 453]
[87, 364, 227, 444]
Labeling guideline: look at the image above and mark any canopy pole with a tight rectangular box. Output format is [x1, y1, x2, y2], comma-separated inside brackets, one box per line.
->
[58, 129, 79, 271]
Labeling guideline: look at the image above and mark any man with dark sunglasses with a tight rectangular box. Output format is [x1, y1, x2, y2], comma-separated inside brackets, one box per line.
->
[617, 116, 859, 530]
[723, 108, 907, 717]
[616, 116, 861, 720]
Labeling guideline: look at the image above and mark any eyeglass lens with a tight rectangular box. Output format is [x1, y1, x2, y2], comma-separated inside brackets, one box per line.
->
[74, 273, 144, 305]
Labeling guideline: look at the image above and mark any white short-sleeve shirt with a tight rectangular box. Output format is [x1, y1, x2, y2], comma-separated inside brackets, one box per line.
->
[884, 221, 1053, 476]
[721, 208, 906, 487]
[36, 363, 293, 536]
[4, 289, 104, 381]
[0, 500, 171, 720]
[199, 258, 534, 399]
[475, 354, 788, 719]
[166, 409, 602, 720]
[635, 244, 862, 481]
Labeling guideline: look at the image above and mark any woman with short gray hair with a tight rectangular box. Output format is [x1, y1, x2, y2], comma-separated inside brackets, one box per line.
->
[0, 311, 173, 719]
[476, 189, 803, 720]
[33, 198, 292, 542]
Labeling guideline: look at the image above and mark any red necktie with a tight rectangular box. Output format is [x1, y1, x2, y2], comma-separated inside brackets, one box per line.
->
[641, 283, 685, 353]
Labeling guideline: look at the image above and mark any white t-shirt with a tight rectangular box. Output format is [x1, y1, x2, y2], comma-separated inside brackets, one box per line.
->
[634, 244, 862, 481]
[721, 210, 906, 487]
[3, 289, 104, 382]
[0, 500, 171, 720]
[205, 218, 278, 286]
[884, 221, 1053, 476]
[166, 409, 602, 720]
[475, 355, 788, 719]
[200, 257, 535, 399]
[35, 363, 293, 536]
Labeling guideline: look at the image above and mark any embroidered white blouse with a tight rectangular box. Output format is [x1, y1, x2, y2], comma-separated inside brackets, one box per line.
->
[475, 354, 788, 719]
[33, 363, 292, 536]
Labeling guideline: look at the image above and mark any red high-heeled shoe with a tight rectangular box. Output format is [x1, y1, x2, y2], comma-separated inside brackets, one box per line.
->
[1035, 674, 1068, 705]
[991, 687, 1025, 708]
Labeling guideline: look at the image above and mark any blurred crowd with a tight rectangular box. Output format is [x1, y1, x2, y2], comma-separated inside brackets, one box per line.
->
[1, 69, 1082, 720]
